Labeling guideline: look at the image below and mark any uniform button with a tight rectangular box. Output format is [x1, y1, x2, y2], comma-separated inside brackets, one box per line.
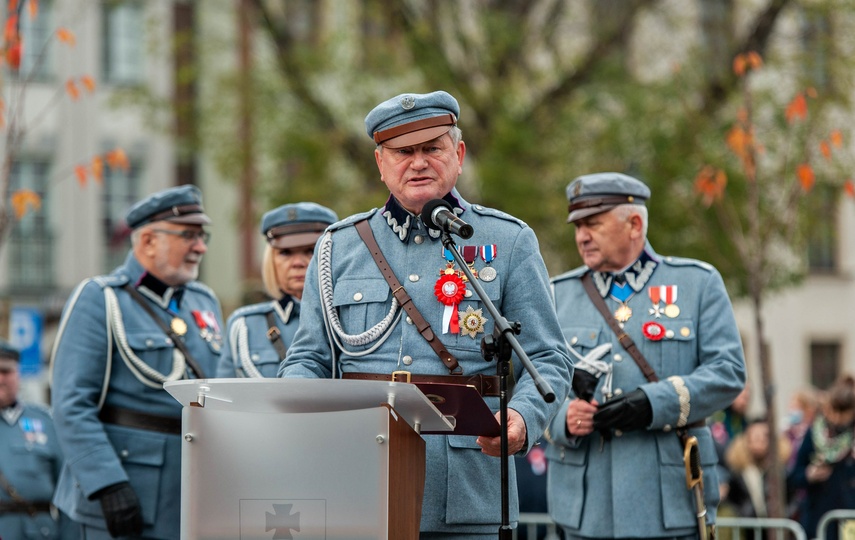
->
[145, 339, 154, 347]
[665, 330, 675, 339]
[590, 332, 597, 339]
[120, 449, 130, 458]
[680, 327, 691, 337]
[615, 429, 623, 437]
[570, 337, 578, 345]
[402, 355, 413, 365]
[251, 354, 259, 360]
[663, 424, 672, 432]
[406, 317, 413, 325]
[408, 274, 419, 282]
[353, 292, 363, 302]
[614, 388, 623, 396]
[560, 449, 565, 459]
[613, 354, 622, 362]
[465, 290, 473, 298]
[414, 235, 424, 244]
[473, 205, 483, 210]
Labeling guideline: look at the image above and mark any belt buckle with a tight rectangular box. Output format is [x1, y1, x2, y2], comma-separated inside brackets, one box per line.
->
[267, 327, 281, 339]
[391, 370, 412, 383]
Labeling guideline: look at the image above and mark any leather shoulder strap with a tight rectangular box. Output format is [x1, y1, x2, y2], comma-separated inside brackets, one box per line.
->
[121, 284, 208, 379]
[580, 272, 658, 383]
[354, 219, 460, 373]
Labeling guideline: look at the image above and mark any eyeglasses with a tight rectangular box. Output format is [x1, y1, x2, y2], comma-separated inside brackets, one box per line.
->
[151, 228, 211, 244]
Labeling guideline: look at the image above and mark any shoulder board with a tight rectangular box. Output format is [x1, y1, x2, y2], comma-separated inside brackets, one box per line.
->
[468, 204, 526, 227]
[551, 265, 588, 284]
[660, 256, 714, 272]
[92, 274, 130, 288]
[186, 281, 219, 299]
[328, 209, 378, 232]
[23, 402, 53, 418]
[228, 301, 275, 321]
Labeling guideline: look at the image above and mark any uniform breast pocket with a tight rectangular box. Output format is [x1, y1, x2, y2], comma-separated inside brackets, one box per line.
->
[651, 317, 696, 374]
[332, 278, 392, 339]
[125, 331, 175, 373]
[10, 443, 55, 485]
[105, 427, 166, 526]
[561, 326, 602, 356]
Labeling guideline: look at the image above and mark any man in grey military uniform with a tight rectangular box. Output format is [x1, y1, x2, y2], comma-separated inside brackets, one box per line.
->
[0, 339, 77, 539]
[216, 202, 338, 378]
[50, 185, 224, 539]
[279, 90, 572, 538]
[546, 172, 746, 540]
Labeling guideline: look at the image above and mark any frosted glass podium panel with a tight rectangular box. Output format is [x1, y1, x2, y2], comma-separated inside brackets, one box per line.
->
[165, 379, 448, 540]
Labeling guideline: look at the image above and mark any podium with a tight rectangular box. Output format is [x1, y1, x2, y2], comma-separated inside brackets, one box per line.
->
[165, 378, 456, 540]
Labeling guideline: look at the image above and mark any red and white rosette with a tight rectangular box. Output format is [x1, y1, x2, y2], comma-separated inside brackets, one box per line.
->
[642, 320, 665, 341]
[435, 274, 466, 334]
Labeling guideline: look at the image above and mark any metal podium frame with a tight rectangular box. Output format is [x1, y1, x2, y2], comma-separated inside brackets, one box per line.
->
[165, 378, 454, 540]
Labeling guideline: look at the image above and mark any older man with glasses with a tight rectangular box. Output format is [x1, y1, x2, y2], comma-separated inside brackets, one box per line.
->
[50, 184, 224, 539]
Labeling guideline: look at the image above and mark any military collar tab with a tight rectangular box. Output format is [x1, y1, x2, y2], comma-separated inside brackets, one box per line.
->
[135, 272, 184, 310]
[1, 401, 23, 426]
[592, 249, 658, 298]
[276, 295, 297, 323]
[381, 193, 465, 242]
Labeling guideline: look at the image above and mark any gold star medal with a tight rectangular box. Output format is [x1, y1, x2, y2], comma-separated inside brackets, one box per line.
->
[170, 317, 188, 336]
[614, 304, 632, 323]
[459, 306, 488, 338]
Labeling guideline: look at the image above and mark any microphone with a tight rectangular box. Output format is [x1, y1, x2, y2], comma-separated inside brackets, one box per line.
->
[420, 199, 474, 239]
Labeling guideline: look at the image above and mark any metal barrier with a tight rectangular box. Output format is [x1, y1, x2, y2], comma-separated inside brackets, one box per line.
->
[716, 517, 807, 540]
[815, 509, 855, 540]
[515, 512, 561, 540]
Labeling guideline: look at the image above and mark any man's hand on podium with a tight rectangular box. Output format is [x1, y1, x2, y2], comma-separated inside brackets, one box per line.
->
[476, 408, 526, 456]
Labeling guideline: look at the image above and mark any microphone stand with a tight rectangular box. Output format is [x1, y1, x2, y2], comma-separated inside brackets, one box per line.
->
[440, 232, 555, 540]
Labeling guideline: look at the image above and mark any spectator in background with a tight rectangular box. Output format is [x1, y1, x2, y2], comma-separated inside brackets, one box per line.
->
[782, 386, 820, 520]
[787, 374, 855, 540]
[0, 339, 77, 539]
[723, 419, 791, 519]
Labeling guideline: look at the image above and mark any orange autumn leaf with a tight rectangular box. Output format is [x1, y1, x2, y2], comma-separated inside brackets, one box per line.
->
[74, 165, 87, 187]
[91, 156, 104, 183]
[746, 51, 763, 70]
[10, 189, 41, 219]
[785, 93, 807, 124]
[820, 140, 831, 159]
[5, 40, 21, 69]
[845, 180, 855, 198]
[56, 27, 75, 46]
[830, 130, 843, 148]
[797, 163, 815, 192]
[733, 51, 763, 76]
[733, 55, 746, 77]
[105, 148, 129, 171]
[65, 79, 80, 100]
[81, 75, 95, 92]
[5, 15, 18, 42]
[694, 166, 727, 207]
[27, 0, 37, 19]
[726, 125, 753, 160]
[806, 87, 818, 99]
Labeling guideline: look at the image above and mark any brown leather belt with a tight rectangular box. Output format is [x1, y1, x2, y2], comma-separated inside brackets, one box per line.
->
[0, 500, 52, 515]
[343, 371, 501, 397]
[99, 405, 181, 435]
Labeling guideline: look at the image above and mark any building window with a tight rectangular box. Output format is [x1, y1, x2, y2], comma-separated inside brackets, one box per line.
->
[807, 186, 837, 273]
[16, 0, 54, 81]
[9, 160, 54, 291]
[809, 341, 839, 390]
[102, 1, 144, 85]
[102, 161, 140, 271]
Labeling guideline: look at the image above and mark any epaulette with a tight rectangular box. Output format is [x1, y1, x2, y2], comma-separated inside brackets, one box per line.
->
[468, 204, 526, 228]
[92, 274, 130, 289]
[328, 209, 378, 232]
[551, 265, 589, 284]
[227, 301, 275, 323]
[186, 280, 219, 300]
[660, 256, 714, 272]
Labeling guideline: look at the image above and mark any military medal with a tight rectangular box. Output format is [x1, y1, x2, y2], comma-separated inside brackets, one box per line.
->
[614, 304, 632, 322]
[459, 305, 487, 338]
[479, 244, 497, 282]
[171, 317, 188, 336]
[662, 285, 680, 318]
[435, 274, 466, 334]
[647, 286, 663, 318]
[609, 279, 634, 323]
[440, 246, 466, 281]
[642, 321, 665, 341]
[460, 245, 479, 280]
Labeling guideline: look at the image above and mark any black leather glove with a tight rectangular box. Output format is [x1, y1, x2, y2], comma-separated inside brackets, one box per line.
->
[96, 482, 144, 538]
[593, 389, 652, 432]
[571, 368, 599, 402]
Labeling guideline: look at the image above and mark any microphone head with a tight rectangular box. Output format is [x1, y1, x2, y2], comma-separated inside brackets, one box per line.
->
[457, 223, 474, 239]
[420, 199, 452, 231]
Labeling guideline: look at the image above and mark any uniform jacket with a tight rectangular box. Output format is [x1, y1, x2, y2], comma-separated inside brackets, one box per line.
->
[546, 243, 745, 538]
[216, 297, 299, 378]
[279, 191, 573, 535]
[0, 402, 76, 540]
[50, 252, 223, 539]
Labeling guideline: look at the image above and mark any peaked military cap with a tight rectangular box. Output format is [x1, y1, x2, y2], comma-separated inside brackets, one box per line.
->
[0, 338, 21, 362]
[125, 185, 212, 230]
[262, 202, 338, 250]
[365, 90, 460, 149]
[566, 172, 651, 223]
